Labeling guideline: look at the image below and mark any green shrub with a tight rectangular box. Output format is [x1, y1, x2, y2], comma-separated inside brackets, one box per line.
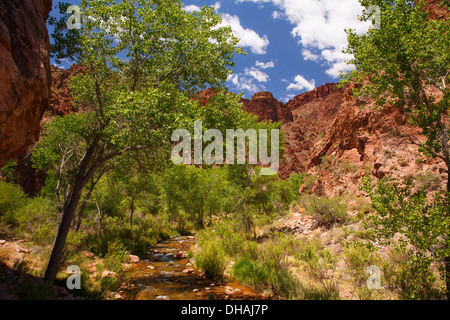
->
[232, 256, 298, 298]
[297, 240, 340, 300]
[0, 181, 27, 223]
[195, 240, 227, 280]
[382, 248, 442, 300]
[15, 197, 57, 244]
[343, 245, 381, 299]
[415, 172, 442, 191]
[215, 221, 247, 256]
[362, 177, 449, 299]
[233, 238, 299, 299]
[104, 240, 129, 273]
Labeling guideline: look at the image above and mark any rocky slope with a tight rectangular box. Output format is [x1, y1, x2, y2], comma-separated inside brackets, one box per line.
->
[279, 84, 344, 179]
[298, 84, 446, 198]
[237, 81, 445, 198]
[0, 0, 53, 167]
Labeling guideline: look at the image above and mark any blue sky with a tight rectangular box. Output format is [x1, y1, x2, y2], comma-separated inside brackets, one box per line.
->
[48, 0, 372, 102]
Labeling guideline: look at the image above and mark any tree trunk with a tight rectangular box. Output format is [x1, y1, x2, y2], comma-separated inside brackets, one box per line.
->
[446, 173, 450, 300]
[445, 256, 450, 300]
[43, 135, 102, 285]
[44, 178, 85, 284]
[97, 202, 103, 235]
[130, 196, 134, 232]
[75, 183, 95, 232]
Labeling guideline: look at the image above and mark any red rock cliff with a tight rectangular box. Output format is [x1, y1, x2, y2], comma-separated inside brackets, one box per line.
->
[0, 0, 53, 167]
[243, 92, 293, 123]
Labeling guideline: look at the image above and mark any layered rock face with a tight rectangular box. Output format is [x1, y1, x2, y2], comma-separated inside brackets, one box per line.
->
[242, 91, 293, 123]
[0, 0, 53, 167]
[279, 84, 344, 179]
[48, 64, 85, 118]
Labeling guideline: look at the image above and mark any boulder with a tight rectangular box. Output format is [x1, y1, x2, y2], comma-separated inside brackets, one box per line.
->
[129, 254, 140, 263]
[182, 268, 194, 274]
[101, 270, 118, 279]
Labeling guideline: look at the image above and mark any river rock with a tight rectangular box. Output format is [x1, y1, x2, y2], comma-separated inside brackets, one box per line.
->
[129, 254, 140, 263]
[182, 268, 194, 274]
[175, 251, 187, 259]
[82, 251, 95, 258]
[224, 286, 242, 295]
[101, 270, 118, 278]
[114, 293, 123, 300]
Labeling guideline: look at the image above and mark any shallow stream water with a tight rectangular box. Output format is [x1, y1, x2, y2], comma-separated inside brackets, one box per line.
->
[124, 236, 265, 300]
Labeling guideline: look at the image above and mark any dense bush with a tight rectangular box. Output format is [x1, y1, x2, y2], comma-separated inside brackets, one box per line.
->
[233, 238, 299, 299]
[382, 248, 443, 300]
[0, 181, 27, 223]
[195, 239, 227, 280]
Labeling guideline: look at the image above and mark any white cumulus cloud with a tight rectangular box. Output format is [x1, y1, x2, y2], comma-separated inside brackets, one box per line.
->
[245, 67, 270, 82]
[237, 0, 372, 78]
[227, 60, 275, 94]
[287, 75, 316, 92]
[220, 13, 270, 55]
[183, 4, 201, 12]
[255, 60, 275, 69]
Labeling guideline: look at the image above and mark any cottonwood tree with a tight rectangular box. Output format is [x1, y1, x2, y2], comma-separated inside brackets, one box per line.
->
[341, 0, 449, 298]
[35, 0, 242, 284]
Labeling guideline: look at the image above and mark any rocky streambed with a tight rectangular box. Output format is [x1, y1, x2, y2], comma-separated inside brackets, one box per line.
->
[123, 236, 265, 300]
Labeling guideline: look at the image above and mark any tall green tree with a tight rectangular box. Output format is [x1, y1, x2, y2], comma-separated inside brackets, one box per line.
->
[341, 0, 449, 298]
[36, 0, 242, 284]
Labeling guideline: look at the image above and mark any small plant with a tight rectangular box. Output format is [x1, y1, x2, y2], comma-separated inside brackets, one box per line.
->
[13, 259, 30, 273]
[195, 240, 227, 280]
[233, 238, 299, 299]
[382, 247, 442, 300]
[303, 196, 348, 227]
[298, 244, 340, 300]
[415, 172, 442, 192]
[103, 240, 129, 274]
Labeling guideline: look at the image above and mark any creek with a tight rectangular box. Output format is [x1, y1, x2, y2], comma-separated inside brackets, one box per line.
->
[123, 235, 265, 300]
